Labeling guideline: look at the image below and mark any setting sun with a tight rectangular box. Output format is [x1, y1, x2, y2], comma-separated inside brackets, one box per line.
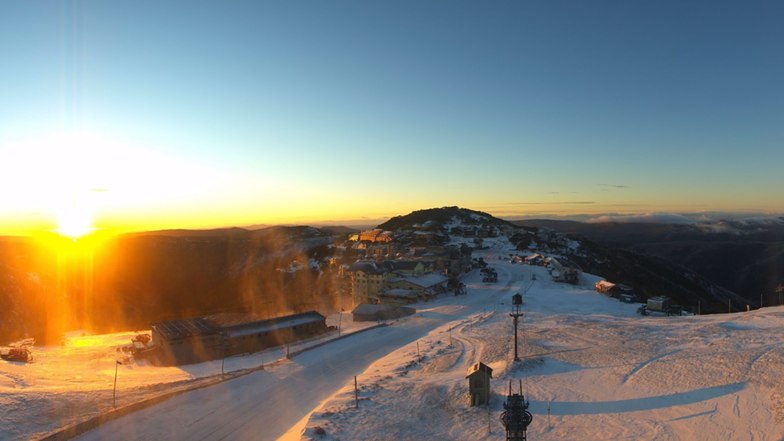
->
[55, 203, 94, 240]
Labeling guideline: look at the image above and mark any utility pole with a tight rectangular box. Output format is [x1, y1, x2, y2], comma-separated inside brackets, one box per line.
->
[510, 293, 523, 362]
[220, 334, 228, 378]
[354, 376, 359, 409]
[113, 360, 122, 408]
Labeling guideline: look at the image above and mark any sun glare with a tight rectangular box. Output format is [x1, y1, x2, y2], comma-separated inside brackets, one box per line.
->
[56, 204, 94, 240]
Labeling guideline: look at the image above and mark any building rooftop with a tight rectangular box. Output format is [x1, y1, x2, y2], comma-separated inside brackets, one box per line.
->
[382, 289, 417, 298]
[389, 272, 448, 288]
[224, 311, 326, 339]
[153, 311, 326, 341]
[152, 317, 219, 340]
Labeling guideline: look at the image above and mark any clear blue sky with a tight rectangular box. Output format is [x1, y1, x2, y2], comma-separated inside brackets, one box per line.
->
[1, 1, 782, 233]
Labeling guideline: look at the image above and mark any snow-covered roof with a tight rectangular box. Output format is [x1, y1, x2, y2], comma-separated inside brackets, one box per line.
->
[152, 317, 219, 340]
[154, 312, 327, 341]
[388, 273, 448, 288]
[596, 280, 616, 289]
[382, 289, 416, 298]
[348, 260, 380, 273]
[225, 312, 326, 339]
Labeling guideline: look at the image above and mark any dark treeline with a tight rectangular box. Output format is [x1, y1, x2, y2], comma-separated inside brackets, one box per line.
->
[0, 226, 350, 344]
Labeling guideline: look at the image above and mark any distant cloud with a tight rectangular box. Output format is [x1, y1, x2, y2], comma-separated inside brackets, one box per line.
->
[587, 213, 694, 224]
[598, 184, 629, 189]
[490, 201, 596, 206]
[505, 211, 784, 224]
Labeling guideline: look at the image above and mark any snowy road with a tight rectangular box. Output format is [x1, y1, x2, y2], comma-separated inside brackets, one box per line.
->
[74, 263, 516, 441]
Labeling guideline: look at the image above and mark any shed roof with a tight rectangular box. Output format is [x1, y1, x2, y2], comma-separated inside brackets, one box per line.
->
[224, 311, 326, 339]
[465, 361, 493, 378]
[152, 317, 219, 341]
[152, 311, 326, 341]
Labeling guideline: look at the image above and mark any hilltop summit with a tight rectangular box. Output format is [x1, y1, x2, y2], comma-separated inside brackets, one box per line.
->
[377, 206, 515, 232]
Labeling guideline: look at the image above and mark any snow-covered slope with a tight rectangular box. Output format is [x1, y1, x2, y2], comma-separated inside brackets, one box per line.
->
[299, 240, 784, 441]
[4, 236, 784, 440]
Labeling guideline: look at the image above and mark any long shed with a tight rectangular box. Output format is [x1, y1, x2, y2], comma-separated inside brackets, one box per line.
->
[151, 311, 328, 366]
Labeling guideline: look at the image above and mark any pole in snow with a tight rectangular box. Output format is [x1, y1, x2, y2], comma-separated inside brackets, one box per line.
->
[113, 360, 122, 408]
[338, 310, 343, 337]
[354, 376, 359, 409]
[547, 401, 551, 429]
[510, 293, 523, 362]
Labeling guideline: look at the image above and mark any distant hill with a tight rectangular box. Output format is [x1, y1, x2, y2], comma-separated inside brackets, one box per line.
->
[514, 218, 784, 307]
[378, 206, 515, 231]
[375, 207, 747, 313]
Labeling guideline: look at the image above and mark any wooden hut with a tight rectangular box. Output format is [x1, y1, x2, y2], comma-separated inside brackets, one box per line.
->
[466, 361, 493, 406]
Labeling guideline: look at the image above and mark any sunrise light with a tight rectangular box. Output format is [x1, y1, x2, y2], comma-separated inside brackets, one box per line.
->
[55, 202, 94, 240]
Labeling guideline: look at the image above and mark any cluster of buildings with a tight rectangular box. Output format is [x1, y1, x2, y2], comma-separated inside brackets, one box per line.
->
[348, 228, 394, 243]
[147, 224, 481, 366]
[516, 252, 582, 285]
[343, 249, 471, 305]
[342, 226, 478, 306]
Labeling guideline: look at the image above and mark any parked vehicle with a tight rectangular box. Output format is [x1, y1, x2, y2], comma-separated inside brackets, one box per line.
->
[1, 347, 33, 363]
[647, 296, 671, 312]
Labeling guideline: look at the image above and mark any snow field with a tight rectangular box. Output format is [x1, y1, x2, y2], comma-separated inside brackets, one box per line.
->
[4, 235, 783, 440]
[300, 240, 784, 440]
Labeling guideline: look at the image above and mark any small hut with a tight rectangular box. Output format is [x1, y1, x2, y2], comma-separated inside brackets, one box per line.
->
[466, 361, 493, 406]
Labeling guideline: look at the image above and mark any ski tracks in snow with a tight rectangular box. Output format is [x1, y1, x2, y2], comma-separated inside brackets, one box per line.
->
[622, 349, 682, 385]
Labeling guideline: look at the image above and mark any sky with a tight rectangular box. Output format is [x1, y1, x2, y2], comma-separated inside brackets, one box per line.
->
[1, 0, 782, 235]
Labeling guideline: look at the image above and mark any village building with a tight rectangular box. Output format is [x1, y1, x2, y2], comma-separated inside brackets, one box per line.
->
[347, 261, 391, 305]
[546, 257, 582, 284]
[385, 272, 448, 301]
[351, 303, 415, 321]
[150, 311, 328, 366]
[356, 228, 394, 243]
[595, 280, 618, 296]
[382, 260, 430, 277]
[378, 288, 418, 305]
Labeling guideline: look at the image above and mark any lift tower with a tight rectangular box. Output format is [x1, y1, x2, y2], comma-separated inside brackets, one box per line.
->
[500, 379, 533, 441]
